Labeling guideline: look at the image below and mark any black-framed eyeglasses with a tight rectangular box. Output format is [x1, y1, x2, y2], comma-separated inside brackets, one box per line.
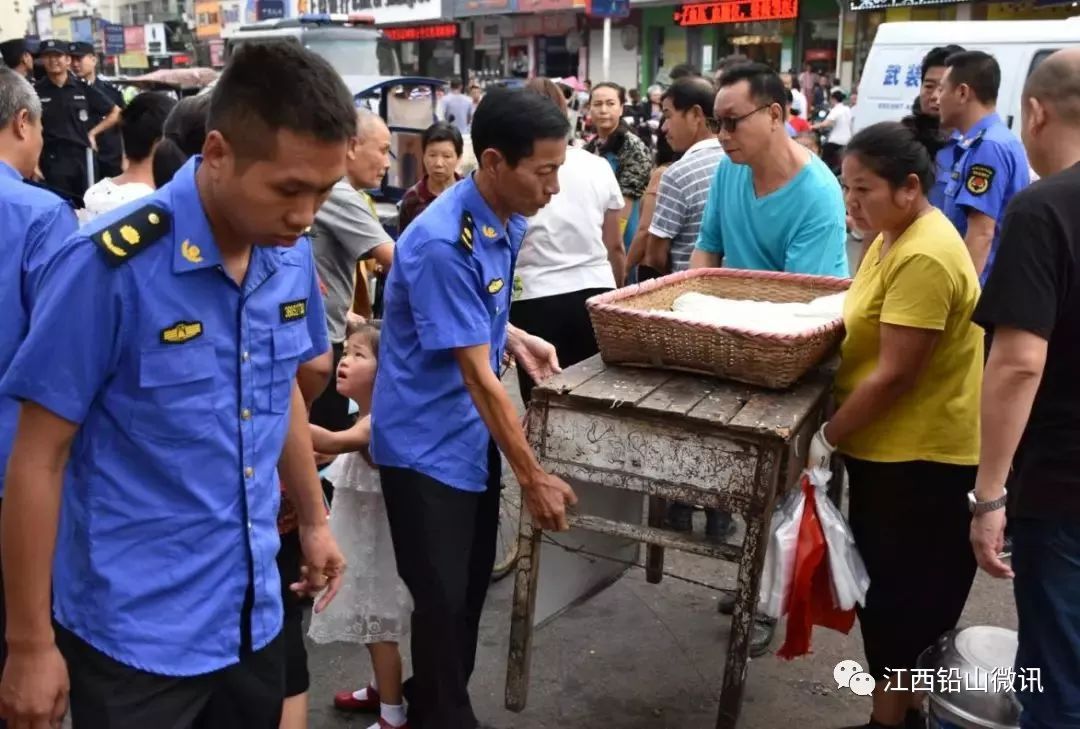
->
[710, 105, 772, 133]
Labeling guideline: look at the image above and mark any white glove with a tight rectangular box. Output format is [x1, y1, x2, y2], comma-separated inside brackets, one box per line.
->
[807, 422, 836, 472]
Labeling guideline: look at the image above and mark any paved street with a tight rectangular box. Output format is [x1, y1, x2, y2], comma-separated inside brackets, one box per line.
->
[305, 368, 1018, 729]
[306, 546, 1016, 729]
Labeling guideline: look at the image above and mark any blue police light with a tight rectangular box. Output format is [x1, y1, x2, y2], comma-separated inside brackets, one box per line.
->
[298, 12, 332, 22]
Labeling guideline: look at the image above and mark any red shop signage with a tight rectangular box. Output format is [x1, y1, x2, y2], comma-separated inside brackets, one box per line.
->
[674, 0, 798, 25]
[382, 23, 458, 41]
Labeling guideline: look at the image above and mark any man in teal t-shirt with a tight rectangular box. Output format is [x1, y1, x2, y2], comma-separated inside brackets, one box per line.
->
[691, 63, 848, 278]
[688, 62, 848, 658]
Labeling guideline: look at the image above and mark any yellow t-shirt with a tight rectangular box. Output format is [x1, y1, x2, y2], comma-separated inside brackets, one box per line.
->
[833, 209, 983, 465]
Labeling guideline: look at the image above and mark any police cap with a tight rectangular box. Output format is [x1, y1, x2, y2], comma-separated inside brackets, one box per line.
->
[37, 39, 67, 56]
[69, 41, 95, 57]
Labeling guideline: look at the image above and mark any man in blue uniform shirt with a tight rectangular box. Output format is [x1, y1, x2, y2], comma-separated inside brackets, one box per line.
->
[914, 44, 965, 210]
[0, 42, 347, 729]
[372, 87, 578, 729]
[936, 50, 1030, 284]
[0, 67, 78, 728]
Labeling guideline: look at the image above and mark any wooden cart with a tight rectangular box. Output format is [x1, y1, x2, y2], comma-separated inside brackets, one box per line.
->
[504, 355, 834, 729]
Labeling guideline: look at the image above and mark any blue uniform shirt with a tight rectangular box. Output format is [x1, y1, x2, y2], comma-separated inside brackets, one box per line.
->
[943, 112, 1030, 284]
[695, 155, 849, 277]
[0, 161, 77, 498]
[0, 157, 329, 676]
[371, 176, 523, 492]
[929, 130, 962, 211]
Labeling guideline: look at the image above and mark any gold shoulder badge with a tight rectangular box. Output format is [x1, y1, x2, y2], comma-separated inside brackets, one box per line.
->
[160, 321, 203, 344]
[487, 278, 504, 294]
[458, 212, 475, 254]
[965, 164, 995, 196]
[280, 299, 307, 322]
[92, 204, 171, 265]
[481, 225, 497, 239]
[180, 239, 203, 264]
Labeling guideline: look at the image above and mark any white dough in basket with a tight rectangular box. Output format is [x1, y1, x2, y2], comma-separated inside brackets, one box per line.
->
[662, 291, 846, 335]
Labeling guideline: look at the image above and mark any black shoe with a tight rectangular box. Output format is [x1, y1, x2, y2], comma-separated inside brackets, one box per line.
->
[705, 509, 737, 543]
[665, 502, 694, 532]
[716, 593, 775, 657]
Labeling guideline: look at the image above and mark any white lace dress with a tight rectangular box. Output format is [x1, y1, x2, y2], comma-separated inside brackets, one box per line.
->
[308, 452, 412, 645]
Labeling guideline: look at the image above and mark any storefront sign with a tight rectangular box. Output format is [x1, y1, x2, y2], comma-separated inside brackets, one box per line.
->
[586, 0, 631, 16]
[196, 0, 221, 38]
[123, 24, 145, 51]
[383, 23, 458, 40]
[511, 11, 577, 36]
[307, 0, 446, 23]
[119, 51, 149, 69]
[51, 15, 72, 42]
[72, 16, 94, 43]
[520, 0, 575, 10]
[473, 17, 511, 49]
[35, 7, 53, 39]
[258, 0, 286, 19]
[145, 22, 166, 54]
[209, 39, 226, 66]
[674, 0, 798, 25]
[103, 23, 126, 54]
[850, 0, 963, 8]
[219, 0, 245, 36]
[452, 0, 517, 16]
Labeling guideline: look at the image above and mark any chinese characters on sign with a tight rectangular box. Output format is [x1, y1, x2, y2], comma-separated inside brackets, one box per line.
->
[882, 63, 922, 88]
[383, 23, 458, 41]
[674, 0, 798, 26]
[884, 667, 1044, 694]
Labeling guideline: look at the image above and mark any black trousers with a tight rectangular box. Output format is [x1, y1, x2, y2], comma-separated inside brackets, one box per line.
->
[58, 625, 284, 729]
[309, 341, 351, 432]
[509, 287, 610, 404]
[40, 143, 91, 202]
[846, 457, 977, 679]
[381, 445, 501, 729]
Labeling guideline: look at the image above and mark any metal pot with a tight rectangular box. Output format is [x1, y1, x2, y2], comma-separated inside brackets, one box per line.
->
[917, 626, 1022, 729]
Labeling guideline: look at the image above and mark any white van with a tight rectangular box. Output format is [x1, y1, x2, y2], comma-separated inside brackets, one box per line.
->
[855, 19, 1080, 133]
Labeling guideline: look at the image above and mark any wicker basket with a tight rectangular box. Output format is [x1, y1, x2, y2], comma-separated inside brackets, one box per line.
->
[587, 268, 851, 389]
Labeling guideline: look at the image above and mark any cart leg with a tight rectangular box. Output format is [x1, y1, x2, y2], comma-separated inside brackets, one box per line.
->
[505, 519, 542, 712]
[645, 496, 666, 584]
[717, 452, 780, 729]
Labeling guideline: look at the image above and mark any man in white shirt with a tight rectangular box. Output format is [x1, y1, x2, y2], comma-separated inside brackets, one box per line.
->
[81, 92, 176, 220]
[512, 78, 626, 402]
[813, 90, 853, 173]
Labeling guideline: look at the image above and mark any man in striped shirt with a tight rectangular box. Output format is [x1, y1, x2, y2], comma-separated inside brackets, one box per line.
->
[642, 76, 725, 274]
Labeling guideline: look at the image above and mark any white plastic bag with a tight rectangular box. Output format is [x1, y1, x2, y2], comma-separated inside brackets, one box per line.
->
[808, 466, 870, 611]
[758, 486, 805, 619]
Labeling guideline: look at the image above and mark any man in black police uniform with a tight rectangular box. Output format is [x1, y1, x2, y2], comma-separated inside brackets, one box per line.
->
[0, 39, 34, 82]
[34, 39, 120, 201]
[70, 41, 124, 179]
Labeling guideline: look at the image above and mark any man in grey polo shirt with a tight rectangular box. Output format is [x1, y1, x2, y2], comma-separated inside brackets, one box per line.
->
[642, 76, 724, 274]
[309, 108, 395, 431]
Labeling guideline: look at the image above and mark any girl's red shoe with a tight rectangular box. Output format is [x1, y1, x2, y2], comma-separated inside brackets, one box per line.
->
[332, 686, 380, 712]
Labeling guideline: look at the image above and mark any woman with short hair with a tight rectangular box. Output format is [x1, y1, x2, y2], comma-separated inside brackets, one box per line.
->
[397, 121, 463, 234]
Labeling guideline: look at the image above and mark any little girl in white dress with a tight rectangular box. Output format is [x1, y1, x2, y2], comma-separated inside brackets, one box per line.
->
[308, 321, 412, 729]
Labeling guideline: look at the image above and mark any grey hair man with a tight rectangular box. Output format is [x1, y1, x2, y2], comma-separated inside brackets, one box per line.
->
[308, 107, 395, 432]
[0, 65, 79, 691]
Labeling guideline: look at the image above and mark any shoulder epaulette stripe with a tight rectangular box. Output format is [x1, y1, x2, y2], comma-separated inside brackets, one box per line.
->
[459, 211, 475, 254]
[91, 204, 172, 266]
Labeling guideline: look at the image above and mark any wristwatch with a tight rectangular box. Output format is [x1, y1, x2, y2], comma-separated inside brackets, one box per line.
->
[967, 488, 1008, 516]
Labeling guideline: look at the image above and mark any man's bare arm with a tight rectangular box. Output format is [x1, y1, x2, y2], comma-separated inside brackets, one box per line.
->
[690, 248, 721, 269]
[453, 345, 575, 530]
[601, 209, 626, 286]
[964, 210, 996, 278]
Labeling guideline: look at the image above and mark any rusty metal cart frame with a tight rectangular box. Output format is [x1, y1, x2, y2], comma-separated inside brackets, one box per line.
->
[503, 356, 832, 729]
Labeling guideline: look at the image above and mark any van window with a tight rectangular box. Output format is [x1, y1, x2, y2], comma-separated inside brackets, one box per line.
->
[1026, 50, 1057, 82]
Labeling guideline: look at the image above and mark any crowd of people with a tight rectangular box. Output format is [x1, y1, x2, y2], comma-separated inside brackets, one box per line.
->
[1, 27, 1080, 729]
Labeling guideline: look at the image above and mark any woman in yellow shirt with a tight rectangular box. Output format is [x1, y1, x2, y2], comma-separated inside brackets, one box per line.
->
[806, 120, 984, 729]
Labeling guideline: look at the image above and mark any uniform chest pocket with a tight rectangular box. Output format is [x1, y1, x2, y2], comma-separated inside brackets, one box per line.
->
[130, 343, 217, 442]
[269, 324, 312, 414]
